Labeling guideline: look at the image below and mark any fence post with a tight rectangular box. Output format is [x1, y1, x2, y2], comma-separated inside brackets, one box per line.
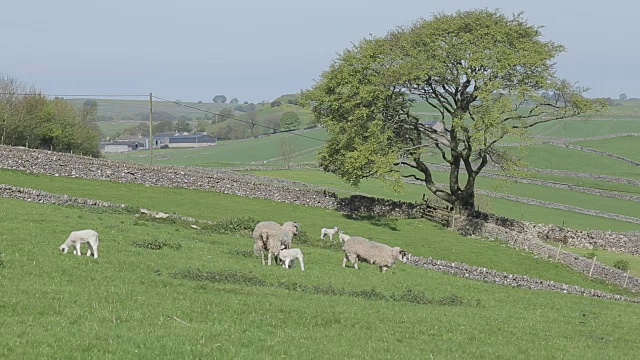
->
[624, 270, 629, 288]
[589, 256, 597, 277]
[555, 244, 562, 261]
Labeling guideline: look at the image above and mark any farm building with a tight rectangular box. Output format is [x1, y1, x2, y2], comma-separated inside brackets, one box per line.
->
[100, 141, 143, 153]
[144, 132, 217, 149]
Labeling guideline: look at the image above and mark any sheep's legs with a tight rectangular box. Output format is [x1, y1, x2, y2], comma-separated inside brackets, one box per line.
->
[74, 244, 81, 256]
[261, 251, 265, 265]
[299, 258, 304, 271]
[381, 266, 388, 273]
[342, 257, 347, 267]
[268, 252, 272, 266]
[92, 243, 99, 259]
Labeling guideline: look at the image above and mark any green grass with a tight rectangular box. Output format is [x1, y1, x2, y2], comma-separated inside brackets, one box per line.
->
[572, 136, 640, 162]
[507, 144, 640, 180]
[546, 243, 640, 278]
[241, 169, 640, 232]
[2, 175, 640, 359]
[105, 129, 327, 166]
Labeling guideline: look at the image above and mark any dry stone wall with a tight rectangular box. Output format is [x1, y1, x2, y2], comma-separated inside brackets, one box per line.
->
[403, 254, 640, 303]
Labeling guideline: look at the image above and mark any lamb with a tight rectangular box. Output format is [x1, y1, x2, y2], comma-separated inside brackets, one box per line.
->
[278, 248, 305, 271]
[320, 226, 340, 241]
[252, 221, 299, 266]
[342, 236, 405, 273]
[338, 230, 350, 243]
[59, 230, 100, 259]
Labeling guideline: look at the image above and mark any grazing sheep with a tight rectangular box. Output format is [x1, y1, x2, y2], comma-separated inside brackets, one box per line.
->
[342, 236, 405, 273]
[320, 226, 340, 241]
[252, 221, 299, 266]
[59, 230, 99, 259]
[279, 248, 305, 271]
[338, 230, 350, 243]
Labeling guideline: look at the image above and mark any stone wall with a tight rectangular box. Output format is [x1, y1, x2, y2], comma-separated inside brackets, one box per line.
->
[403, 255, 640, 303]
[454, 214, 640, 292]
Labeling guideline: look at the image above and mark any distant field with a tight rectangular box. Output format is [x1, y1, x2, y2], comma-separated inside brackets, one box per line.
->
[572, 135, 640, 162]
[242, 169, 640, 232]
[106, 129, 327, 166]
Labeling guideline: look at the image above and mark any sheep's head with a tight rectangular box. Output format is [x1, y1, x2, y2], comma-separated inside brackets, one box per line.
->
[392, 247, 406, 261]
[283, 221, 300, 236]
[59, 244, 69, 254]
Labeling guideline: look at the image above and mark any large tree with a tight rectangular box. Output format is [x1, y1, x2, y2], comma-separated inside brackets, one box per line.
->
[304, 9, 605, 215]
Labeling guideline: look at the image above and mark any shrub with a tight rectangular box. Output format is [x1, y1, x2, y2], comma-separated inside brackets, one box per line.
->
[584, 251, 597, 259]
[132, 239, 182, 250]
[206, 217, 260, 236]
[613, 259, 630, 271]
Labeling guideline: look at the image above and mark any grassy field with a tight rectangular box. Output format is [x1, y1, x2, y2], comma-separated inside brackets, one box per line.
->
[106, 129, 327, 166]
[573, 135, 640, 162]
[2, 172, 640, 359]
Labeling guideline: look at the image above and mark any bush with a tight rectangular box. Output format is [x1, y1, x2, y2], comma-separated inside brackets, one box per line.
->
[613, 259, 630, 271]
[584, 251, 597, 259]
[132, 239, 182, 250]
[206, 217, 260, 236]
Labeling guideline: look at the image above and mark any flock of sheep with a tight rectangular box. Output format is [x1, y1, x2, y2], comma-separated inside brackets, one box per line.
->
[252, 222, 407, 273]
[59, 222, 407, 274]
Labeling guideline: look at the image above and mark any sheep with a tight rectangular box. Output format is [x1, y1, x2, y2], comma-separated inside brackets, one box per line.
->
[59, 230, 99, 259]
[342, 236, 406, 273]
[278, 248, 305, 271]
[320, 226, 340, 241]
[252, 221, 299, 266]
[338, 230, 350, 243]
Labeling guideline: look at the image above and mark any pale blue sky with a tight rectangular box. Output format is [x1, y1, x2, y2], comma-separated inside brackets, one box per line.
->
[1, 0, 637, 103]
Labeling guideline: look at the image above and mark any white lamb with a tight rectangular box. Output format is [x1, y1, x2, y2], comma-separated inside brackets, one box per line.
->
[342, 236, 405, 273]
[279, 248, 305, 271]
[320, 226, 340, 241]
[338, 230, 350, 243]
[252, 221, 299, 266]
[59, 229, 100, 259]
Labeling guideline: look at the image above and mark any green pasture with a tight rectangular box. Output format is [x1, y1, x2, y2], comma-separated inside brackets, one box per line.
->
[504, 144, 640, 180]
[2, 174, 640, 358]
[241, 169, 640, 232]
[572, 135, 640, 162]
[105, 129, 327, 166]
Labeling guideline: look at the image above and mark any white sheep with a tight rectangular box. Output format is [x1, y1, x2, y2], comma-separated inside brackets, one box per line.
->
[279, 248, 305, 271]
[338, 230, 350, 243]
[59, 230, 100, 259]
[342, 236, 405, 273]
[320, 226, 340, 241]
[252, 221, 299, 266]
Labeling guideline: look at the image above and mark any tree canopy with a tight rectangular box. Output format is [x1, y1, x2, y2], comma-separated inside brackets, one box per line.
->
[213, 95, 227, 103]
[303, 9, 605, 215]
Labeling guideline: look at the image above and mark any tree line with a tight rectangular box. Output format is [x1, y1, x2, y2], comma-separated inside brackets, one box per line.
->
[0, 75, 102, 157]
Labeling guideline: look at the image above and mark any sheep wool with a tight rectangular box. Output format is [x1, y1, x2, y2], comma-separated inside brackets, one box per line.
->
[342, 236, 405, 273]
[253, 221, 299, 266]
[59, 229, 100, 259]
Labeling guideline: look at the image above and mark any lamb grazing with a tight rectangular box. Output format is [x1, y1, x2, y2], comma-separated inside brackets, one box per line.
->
[279, 248, 305, 271]
[59, 230, 100, 259]
[320, 226, 340, 241]
[342, 236, 405, 273]
[338, 230, 350, 243]
[252, 221, 300, 266]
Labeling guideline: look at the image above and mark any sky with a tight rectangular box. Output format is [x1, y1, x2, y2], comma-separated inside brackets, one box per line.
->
[1, 0, 638, 103]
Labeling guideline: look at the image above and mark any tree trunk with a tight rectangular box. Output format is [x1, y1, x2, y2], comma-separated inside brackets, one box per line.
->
[452, 190, 475, 217]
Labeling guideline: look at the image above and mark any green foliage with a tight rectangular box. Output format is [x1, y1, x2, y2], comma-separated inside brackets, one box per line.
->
[613, 259, 630, 271]
[585, 251, 597, 259]
[132, 239, 183, 250]
[303, 9, 605, 213]
[206, 216, 260, 236]
[212, 95, 227, 103]
[174, 119, 192, 133]
[279, 111, 300, 130]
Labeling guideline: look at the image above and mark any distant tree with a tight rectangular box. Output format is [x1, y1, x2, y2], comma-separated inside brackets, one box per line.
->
[243, 101, 249, 104]
[279, 137, 296, 169]
[198, 100, 203, 104]
[265, 115, 280, 132]
[175, 119, 192, 133]
[175, 99, 182, 104]
[247, 110, 258, 136]
[280, 111, 300, 130]
[230, 98, 240, 104]
[619, 93, 628, 101]
[154, 120, 174, 134]
[79, 99, 98, 124]
[270, 100, 282, 108]
[212, 95, 227, 103]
